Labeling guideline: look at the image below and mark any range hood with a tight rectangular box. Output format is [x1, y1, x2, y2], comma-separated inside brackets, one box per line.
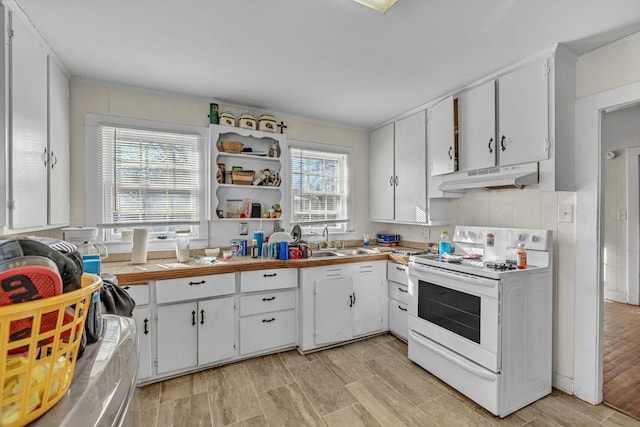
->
[438, 163, 539, 192]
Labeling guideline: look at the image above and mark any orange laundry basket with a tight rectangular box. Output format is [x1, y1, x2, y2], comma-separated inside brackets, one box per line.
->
[0, 274, 102, 426]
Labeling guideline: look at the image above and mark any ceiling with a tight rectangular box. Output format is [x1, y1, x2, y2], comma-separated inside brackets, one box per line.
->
[13, 0, 640, 129]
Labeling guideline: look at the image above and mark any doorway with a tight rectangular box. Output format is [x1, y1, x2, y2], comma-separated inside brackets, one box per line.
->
[601, 103, 640, 419]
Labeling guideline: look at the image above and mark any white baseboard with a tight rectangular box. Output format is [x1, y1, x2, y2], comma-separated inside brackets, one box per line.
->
[553, 372, 574, 394]
[604, 290, 627, 303]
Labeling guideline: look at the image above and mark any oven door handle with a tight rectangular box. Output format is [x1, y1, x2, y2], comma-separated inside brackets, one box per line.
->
[409, 330, 497, 381]
[409, 263, 498, 288]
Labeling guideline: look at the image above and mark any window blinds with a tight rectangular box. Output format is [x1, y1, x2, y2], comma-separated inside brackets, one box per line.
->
[96, 125, 202, 227]
[290, 147, 349, 225]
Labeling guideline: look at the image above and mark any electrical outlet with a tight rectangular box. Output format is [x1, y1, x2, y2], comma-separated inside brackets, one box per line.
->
[424, 226, 430, 239]
[558, 205, 573, 223]
[617, 210, 627, 221]
[239, 222, 248, 235]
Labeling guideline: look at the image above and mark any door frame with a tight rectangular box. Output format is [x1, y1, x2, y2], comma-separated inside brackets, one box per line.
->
[574, 80, 640, 404]
[627, 146, 640, 305]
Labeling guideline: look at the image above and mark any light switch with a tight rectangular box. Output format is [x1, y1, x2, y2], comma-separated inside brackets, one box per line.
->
[558, 205, 573, 223]
[617, 210, 627, 221]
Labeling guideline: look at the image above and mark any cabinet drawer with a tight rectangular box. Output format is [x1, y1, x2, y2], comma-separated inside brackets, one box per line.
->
[389, 300, 408, 340]
[387, 262, 409, 285]
[124, 283, 150, 305]
[240, 268, 297, 293]
[240, 310, 296, 355]
[389, 282, 409, 304]
[240, 290, 296, 316]
[156, 273, 235, 304]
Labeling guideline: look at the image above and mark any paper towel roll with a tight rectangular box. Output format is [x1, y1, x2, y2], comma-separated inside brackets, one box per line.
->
[131, 228, 148, 264]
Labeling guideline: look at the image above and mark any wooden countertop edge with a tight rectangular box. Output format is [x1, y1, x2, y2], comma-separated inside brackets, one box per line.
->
[113, 253, 395, 285]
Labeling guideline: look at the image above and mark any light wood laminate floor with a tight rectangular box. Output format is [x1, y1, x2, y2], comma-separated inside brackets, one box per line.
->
[604, 300, 640, 420]
[129, 334, 640, 426]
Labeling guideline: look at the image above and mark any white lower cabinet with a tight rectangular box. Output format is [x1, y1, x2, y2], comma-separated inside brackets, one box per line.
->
[240, 309, 296, 355]
[133, 307, 153, 380]
[156, 296, 235, 374]
[238, 274, 297, 356]
[387, 262, 409, 340]
[123, 284, 153, 381]
[314, 277, 354, 345]
[299, 261, 387, 352]
[154, 273, 237, 375]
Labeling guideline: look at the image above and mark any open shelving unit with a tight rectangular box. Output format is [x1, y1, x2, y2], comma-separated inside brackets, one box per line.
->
[210, 124, 287, 221]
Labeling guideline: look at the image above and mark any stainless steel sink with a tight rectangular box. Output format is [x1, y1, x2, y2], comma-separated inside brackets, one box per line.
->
[310, 250, 344, 258]
[335, 248, 374, 255]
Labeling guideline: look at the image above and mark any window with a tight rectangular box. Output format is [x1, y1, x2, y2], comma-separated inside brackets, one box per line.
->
[289, 142, 351, 233]
[86, 114, 207, 241]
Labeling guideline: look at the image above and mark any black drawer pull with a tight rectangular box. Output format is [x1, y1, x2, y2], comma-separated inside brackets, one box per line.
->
[398, 305, 408, 312]
[395, 266, 405, 271]
[200, 309, 205, 325]
[262, 318, 276, 323]
[189, 280, 206, 286]
[398, 287, 408, 293]
[263, 273, 277, 278]
[191, 310, 196, 326]
[262, 296, 276, 301]
[143, 318, 149, 335]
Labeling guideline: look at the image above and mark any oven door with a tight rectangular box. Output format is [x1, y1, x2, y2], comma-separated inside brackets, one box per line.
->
[408, 262, 501, 372]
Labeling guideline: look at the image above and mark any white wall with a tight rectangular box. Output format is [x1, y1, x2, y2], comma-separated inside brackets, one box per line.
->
[576, 33, 640, 99]
[68, 80, 371, 248]
[602, 104, 640, 301]
[572, 31, 640, 403]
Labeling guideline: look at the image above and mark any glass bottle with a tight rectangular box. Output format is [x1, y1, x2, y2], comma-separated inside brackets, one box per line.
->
[517, 243, 527, 269]
[439, 229, 451, 254]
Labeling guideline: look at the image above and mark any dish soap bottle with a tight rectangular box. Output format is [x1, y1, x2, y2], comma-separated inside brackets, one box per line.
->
[439, 229, 451, 255]
[517, 243, 527, 269]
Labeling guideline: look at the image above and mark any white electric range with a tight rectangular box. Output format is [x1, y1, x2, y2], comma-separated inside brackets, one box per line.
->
[407, 226, 553, 418]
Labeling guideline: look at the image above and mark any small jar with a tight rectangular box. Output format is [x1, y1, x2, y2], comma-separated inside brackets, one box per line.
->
[238, 112, 257, 130]
[258, 114, 277, 132]
[219, 112, 235, 127]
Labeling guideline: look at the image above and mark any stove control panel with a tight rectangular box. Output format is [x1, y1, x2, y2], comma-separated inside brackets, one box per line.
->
[506, 229, 552, 251]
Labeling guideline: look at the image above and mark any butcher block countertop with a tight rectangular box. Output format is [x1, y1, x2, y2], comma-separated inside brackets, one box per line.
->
[102, 250, 407, 286]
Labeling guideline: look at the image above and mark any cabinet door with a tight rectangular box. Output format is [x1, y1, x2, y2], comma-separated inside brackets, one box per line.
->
[498, 59, 549, 166]
[352, 268, 384, 337]
[459, 80, 496, 172]
[47, 57, 70, 226]
[156, 302, 198, 374]
[369, 123, 395, 221]
[428, 96, 455, 176]
[10, 16, 48, 229]
[197, 296, 236, 366]
[133, 306, 153, 380]
[395, 111, 427, 223]
[314, 277, 353, 345]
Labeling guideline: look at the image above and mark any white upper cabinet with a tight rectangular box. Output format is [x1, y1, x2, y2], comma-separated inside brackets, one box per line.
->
[369, 112, 430, 224]
[10, 14, 48, 230]
[48, 57, 70, 227]
[369, 123, 395, 222]
[498, 58, 549, 166]
[0, 7, 71, 234]
[394, 111, 427, 223]
[459, 80, 496, 172]
[428, 96, 455, 176]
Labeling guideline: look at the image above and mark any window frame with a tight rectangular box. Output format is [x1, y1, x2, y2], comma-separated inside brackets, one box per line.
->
[85, 114, 209, 246]
[287, 139, 353, 236]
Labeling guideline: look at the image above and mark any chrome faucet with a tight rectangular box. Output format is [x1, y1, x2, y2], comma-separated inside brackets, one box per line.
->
[322, 225, 329, 248]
